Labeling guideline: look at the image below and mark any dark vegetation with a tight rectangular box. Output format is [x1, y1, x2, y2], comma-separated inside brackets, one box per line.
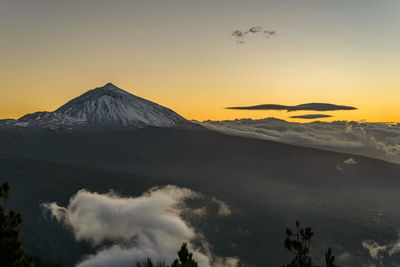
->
[0, 181, 34, 266]
[284, 221, 337, 267]
[171, 243, 198, 267]
[0, 182, 62, 267]
[135, 243, 198, 267]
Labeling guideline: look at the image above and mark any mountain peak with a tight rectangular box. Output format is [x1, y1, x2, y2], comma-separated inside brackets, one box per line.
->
[89, 83, 129, 96]
[99, 82, 121, 91]
[17, 83, 191, 128]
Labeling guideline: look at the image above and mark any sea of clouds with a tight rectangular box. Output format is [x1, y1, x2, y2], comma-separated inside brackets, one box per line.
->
[200, 118, 400, 164]
[42, 185, 238, 267]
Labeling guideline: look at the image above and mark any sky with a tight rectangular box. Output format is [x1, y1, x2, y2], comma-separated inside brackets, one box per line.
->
[1, 0, 400, 122]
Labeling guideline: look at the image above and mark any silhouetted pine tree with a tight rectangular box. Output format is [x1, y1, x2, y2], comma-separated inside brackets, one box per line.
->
[0, 182, 34, 267]
[284, 221, 337, 267]
[325, 248, 336, 267]
[171, 242, 198, 267]
[135, 242, 198, 267]
[284, 221, 315, 267]
[135, 258, 168, 267]
[1, 181, 9, 210]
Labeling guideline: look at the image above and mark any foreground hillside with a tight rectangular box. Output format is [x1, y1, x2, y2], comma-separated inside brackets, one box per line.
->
[1, 127, 400, 266]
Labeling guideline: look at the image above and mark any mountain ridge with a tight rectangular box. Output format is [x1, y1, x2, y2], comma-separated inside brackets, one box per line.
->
[3, 83, 191, 129]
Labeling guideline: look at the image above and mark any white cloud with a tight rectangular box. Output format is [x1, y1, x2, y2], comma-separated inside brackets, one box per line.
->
[42, 185, 238, 267]
[343, 158, 357, 165]
[362, 240, 387, 259]
[212, 197, 232, 216]
[362, 233, 400, 261]
[336, 158, 357, 171]
[201, 118, 400, 164]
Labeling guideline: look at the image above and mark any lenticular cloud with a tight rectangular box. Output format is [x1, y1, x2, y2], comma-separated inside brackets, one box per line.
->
[42, 185, 238, 267]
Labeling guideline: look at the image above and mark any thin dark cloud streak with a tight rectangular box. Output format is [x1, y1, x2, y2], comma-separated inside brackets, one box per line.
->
[227, 104, 288, 110]
[290, 114, 333, 119]
[226, 103, 357, 112]
[232, 26, 276, 44]
[288, 103, 356, 112]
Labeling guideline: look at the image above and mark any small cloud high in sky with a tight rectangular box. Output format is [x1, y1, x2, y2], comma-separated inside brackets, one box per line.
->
[231, 26, 276, 44]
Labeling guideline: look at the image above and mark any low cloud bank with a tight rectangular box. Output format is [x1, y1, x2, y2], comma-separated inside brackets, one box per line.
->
[42, 185, 237, 267]
[201, 118, 400, 164]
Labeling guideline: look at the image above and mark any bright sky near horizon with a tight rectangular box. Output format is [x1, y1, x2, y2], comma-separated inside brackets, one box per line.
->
[1, 0, 400, 122]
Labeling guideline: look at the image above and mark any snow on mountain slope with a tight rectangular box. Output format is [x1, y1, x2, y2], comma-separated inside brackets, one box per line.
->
[17, 83, 190, 128]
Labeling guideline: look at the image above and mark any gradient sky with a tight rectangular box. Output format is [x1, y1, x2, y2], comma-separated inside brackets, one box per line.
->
[1, 0, 400, 122]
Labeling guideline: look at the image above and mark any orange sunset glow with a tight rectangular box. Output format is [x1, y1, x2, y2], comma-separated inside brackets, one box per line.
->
[1, 1, 400, 123]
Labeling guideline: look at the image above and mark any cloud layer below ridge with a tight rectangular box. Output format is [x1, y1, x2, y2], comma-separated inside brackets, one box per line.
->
[201, 118, 400, 164]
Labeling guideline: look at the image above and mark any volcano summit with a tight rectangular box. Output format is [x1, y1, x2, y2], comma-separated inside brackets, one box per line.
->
[8, 83, 190, 128]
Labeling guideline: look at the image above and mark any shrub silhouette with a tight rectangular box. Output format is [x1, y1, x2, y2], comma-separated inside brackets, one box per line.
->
[0, 182, 34, 267]
[171, 242, 198, 267]
[325, 248, 336, 267]
[135, 242, 198, 267]
[284, 221, 337, 267]
[284, 220, 314, 267]
[135, 258, 168, 267]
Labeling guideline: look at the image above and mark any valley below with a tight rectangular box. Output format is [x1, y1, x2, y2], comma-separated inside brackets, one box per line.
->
[1, 126, 400, 266]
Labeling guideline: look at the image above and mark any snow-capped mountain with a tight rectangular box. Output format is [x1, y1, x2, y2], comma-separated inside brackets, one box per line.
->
[14, 83, 191, 128]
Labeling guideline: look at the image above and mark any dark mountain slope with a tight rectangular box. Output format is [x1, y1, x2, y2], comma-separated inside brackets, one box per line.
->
[1, 127, 400, 265]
